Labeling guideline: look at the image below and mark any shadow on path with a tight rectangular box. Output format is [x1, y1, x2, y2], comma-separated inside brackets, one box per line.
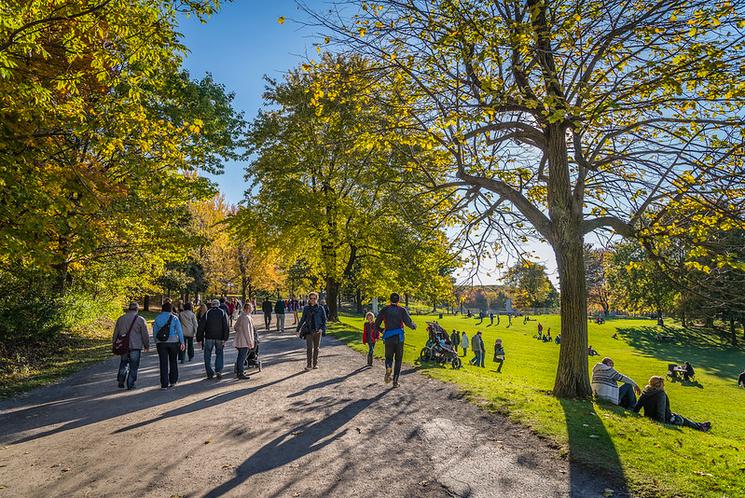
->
[204, 390, 389, 498]
[286, 366, 367, 398]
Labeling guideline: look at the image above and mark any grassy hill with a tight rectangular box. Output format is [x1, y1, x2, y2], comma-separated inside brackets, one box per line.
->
[329, 313, 745, 497]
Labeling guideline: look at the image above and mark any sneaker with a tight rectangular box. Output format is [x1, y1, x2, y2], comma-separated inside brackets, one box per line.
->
[160, 387, 168, 391]
[169, 382, 176, 388]
[392, 381, 400, 388]
[701, 422, 712, 432]
[207, 374, 214, 380]
[126, 386, 136, 391]
[304, 366, 312, 371]
[237, 374, 250, 380]
[118, 383, 125, 389]
[215, 373, 222, 380]
[384, 367, 392, 384]
[312, 365, 318, 370]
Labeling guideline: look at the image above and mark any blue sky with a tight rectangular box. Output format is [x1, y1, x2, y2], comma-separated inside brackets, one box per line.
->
[178, 1, 313, 204]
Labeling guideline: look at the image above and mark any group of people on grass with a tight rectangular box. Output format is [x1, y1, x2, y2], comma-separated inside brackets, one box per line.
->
[591, 356, 711, 431]
[534, 322, 561, 344]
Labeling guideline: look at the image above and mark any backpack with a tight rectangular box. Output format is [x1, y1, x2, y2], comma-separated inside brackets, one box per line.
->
[113, 316, 138, 355]
[156, 315, 174, 342]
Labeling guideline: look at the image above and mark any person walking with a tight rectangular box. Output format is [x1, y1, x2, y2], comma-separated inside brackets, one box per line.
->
[460, 331, 469, 358]
[274, 297, 286, 333]
[450, 329, 460, 354]
[296, 292, 327, 370]
[292, 298, 300, 324]
[152, 302, 185, 390]
[233, 303, 256, 380]
[178, 302, 198, 363]
[112, 302, 149, 390]
[197, 302, 208, 322]
[197, 299, 230, 380]
[493, 338, 505, 373]
[262, 297, 273, 331]
[374, 293, 417, 388]
[362, 311, 379, 367]
[470, 331, 485, 367]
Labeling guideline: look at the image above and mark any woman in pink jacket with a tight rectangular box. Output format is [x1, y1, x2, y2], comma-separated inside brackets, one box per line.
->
[234, 303, 256, 380]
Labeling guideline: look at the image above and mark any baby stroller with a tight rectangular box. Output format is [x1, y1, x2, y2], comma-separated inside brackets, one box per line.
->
[234, 329, 263, 373]
[420, 322, 462, 369]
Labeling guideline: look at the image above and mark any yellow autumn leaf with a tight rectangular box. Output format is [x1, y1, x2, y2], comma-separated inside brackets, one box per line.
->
[277, 16, 285, 25]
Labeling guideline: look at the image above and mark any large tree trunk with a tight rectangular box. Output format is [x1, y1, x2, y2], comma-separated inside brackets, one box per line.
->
[326, 278, 340, 321]
[356, 288, 363, 314]
[545, 122, 592, 398]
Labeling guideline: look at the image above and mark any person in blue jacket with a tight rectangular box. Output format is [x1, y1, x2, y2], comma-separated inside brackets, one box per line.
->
[152, 302, 185, 390]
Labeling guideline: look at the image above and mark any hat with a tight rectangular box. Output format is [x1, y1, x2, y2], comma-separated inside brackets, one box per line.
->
[128, 302, 139, 311]
[211, 299, 220, 307]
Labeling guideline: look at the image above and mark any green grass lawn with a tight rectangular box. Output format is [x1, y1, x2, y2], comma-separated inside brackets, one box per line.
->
[329, 313, 745, 498]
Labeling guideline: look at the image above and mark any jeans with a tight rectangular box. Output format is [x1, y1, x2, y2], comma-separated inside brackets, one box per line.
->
[305, 331, 321, 367]
[669, 413, 705, 430]
[156, 342, 179, 388]
[179, 337, 194, 362]
[236, 347, 248, 376]
[203, 339, 225, 376]
[117, 349, 142, 389]
[384, 335, 404, 383]
[264, 313, 271, 331]
[462, 347, 468, 357]
[366, 342, 375, 366]
[618, 382, 637, 409]
[276, 313, 285, 333]
[471, 350, 484, 367]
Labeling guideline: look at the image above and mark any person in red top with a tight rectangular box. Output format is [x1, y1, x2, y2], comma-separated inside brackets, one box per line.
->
[362, 311, 379, 367]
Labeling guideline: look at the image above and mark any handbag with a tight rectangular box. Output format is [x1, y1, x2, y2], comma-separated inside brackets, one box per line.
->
[113, 315, 137, 355]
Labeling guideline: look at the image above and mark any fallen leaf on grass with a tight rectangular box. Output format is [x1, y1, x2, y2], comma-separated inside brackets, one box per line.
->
[222, 464, 233, 469]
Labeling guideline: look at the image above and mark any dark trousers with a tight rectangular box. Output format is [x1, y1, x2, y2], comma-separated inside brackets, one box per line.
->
[366, 342, 375, 366]
[117, 349, 142, 389]
[384, 335, 404, 383]
[264, 313, 272, 330]
[179, 336, 194, 362]
[493, 356, 504, 373]
[156, 342, 179, 388]
[306, 331, 321, 367]
[236, 347, 248, 375]
[618, 382, 637, 409]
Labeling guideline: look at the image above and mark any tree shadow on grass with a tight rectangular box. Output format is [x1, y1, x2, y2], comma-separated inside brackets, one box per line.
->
[559, 398, 630, 497]
[617, 326, 745, 382]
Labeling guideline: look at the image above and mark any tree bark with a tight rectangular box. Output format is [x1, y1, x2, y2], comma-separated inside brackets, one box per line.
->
[326, 278, 340, 321]
[356, 288, 363, 314]
[730, 317, 737, 346]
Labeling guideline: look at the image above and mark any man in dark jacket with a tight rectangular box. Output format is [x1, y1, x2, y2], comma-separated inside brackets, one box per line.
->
[274, 297, 286, 333]
[296, 292, 327, 370]
[197, 299, 230, 379]
[262, 298, 273, 331]
[374, 293, 416, 388]
[450, 329, 460, 354]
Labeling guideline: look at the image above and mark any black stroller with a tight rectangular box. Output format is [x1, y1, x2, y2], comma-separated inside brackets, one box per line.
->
[235, 328, 263, 373]
[419, 322, 462, 369]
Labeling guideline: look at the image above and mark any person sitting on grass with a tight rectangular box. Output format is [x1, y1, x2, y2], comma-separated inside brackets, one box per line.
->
[545, 330, 552, 343]
[591, 357, 641, 409]
[738, 368, 745, 388]
[588, 345, 599, 356]
[554, 334, 561, 345]
[683, 361, 695, 382]
[612, 332, 618, 340]
[633, 376, 711, 432]
[493, 339, 505, 373]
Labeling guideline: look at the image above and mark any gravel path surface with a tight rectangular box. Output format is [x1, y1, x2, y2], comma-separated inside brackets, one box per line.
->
[0, 315, 615, 497]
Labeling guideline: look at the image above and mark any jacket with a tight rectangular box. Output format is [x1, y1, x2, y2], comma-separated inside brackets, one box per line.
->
[262, 300, 273, 314]
[633, 388, 671, 423]
[373, 304, 416, 341]
[461, 333, 469, 349]
[591, 362, 638, 405]
[471, 334, 485, 352]
[197, 307, 230, 342]
[112, 311, 149, 350]
[494, 344, 505, 359]
[178, 310, 198, 338]
[450, 331, 460, 346]
[152, 312, 184, 344]
[296, 304, 327, 334]
[362, 322, 379, 344]
[233, 312, 256, 349]
[274, 300, 286, 314]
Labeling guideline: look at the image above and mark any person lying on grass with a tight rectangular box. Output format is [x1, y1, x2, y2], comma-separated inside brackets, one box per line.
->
[633, 376, 711, 432]
[591, 357, 641, 409]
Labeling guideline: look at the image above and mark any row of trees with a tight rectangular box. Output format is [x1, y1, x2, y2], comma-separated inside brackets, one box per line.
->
[0, 2, 246, 343]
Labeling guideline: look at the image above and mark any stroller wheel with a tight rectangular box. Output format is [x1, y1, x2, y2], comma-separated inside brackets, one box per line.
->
[419, 348, 431, 362]
[452, 357, 462, 370]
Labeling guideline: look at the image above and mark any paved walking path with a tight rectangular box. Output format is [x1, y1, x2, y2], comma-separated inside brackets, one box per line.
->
[0, 315, 612, 497]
